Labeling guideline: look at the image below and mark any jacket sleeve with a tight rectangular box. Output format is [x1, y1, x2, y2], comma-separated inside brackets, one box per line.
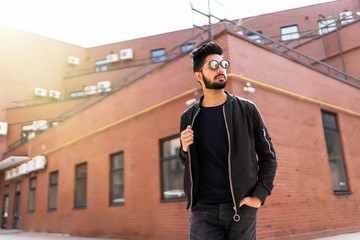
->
[251, 104, 277, 204]
[179, 113, 189, 166]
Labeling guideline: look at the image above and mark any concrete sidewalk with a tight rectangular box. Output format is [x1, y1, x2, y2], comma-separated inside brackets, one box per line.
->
[311, 232, 360, 240]
[0, 230, 116, 239]
[0, 229, 359, 239]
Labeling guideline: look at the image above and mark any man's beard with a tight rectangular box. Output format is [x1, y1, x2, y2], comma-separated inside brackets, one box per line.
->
[202, 73, 227, 89]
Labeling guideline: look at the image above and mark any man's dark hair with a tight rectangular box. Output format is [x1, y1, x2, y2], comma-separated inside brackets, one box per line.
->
[190, 42, 223, 73]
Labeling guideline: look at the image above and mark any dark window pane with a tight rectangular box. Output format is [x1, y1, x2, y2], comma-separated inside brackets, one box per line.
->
[321, 111, 349, 192]
[151, 49, 166, 62]
[48, 171, 58, 210]
[160, 136, 185, 200]
[28, 178, 36, 212]
[75, 163, 87, 208]
[110, 152, 124, 204]
[162, 158, 185, 200]
[181, 43, 195, 52]
[281, 25, 300, 41]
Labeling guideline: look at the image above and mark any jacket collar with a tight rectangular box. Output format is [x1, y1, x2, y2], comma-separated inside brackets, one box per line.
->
[194, 91, 232, 110]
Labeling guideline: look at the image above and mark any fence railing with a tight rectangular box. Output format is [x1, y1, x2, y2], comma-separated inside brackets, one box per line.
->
[7, 16, 360, 152]
[225, 18, 360, 88]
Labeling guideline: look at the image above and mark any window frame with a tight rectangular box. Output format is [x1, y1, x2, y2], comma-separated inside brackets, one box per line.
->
[110, 151, 125, 206]
[28, 177, 36, 213]
[1, 185, 10, 229]
[95, 59, 108, 72]
[160, 134, 185, 202]
[280, 25, 300, 41]
[21, 124, 36, 143]
[151, 48, 166, 63]
[74, 163, 87, 209]
[318, 19, 336, 35]
[246, 31, 263, 44]
[181, 43, 195, 53]
[48, 171, 58, 212]
[69, 91, 85, 99]
[321, 110, 350, 194]
[13, 182, 21, 229]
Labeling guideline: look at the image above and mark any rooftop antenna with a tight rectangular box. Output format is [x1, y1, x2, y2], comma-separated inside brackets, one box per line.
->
[190, 0, 225, 41]
[208, 0, 213, 41]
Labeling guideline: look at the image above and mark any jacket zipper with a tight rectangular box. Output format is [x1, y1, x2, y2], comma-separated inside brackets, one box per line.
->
[223, 106, 241, 222]
[188, 108, 201, 210]
[263, 128, 275, 157]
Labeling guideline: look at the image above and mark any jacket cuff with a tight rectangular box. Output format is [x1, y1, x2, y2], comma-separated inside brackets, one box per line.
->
[252, 184, 270, 205]
[180, 148, 188, 160]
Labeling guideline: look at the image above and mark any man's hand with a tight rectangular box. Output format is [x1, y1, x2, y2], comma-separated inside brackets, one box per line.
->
[239, 196, 262, 209]
[180, 125, 194, 152]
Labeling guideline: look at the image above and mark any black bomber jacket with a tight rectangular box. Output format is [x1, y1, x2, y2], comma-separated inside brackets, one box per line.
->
[179, 92, 277, 219]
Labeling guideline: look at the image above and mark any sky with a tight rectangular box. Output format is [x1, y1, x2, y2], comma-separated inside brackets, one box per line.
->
[0, 0, 334, 48]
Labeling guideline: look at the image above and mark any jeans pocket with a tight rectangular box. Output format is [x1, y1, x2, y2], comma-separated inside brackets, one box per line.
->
[243, 204, 259, 211]
[239, 204, 258, 222]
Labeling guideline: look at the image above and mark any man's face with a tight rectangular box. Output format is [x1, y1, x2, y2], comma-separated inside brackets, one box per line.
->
[199, 54, 228, 90]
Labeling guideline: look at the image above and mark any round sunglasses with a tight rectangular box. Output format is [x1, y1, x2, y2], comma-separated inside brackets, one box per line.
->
[198, 59, 230, 72]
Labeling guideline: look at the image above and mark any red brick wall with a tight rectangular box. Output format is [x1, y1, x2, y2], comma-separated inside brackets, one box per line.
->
[1, 32, 360, 240]
[241, 0, 359, 40]
[226, 33, 360, 239]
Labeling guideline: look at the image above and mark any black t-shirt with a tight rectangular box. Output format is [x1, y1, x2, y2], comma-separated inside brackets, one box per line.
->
[193, 103, 232, 203]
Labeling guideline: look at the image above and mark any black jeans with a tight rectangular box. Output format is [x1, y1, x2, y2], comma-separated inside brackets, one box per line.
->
[189, 202, 257, 240]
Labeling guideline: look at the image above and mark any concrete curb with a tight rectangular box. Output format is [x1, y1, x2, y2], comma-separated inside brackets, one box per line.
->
[0, 229, 23, 234]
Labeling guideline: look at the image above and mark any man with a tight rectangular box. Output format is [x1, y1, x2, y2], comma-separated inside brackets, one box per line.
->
[179, 42, 277, 240]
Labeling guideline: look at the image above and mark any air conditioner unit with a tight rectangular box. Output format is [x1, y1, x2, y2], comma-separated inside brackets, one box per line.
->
[120, 48, 133, 60]
[5, 168, 18, 180]
[5, 170, 12, 181]
[33, 155, 47, 171]
[339, 11, 353, 25]
[34, 87, 47, 97]
[68, 56, 80, 65]
[49, 90, 61, 99]
[26, 160, 35, 173]
[97, 80, 112, 93]
[33, 120, 48, 131]
[84, 86, 97, 95]
[0, 122, 8, 136]
[18, 163, 29, 176]
[11, 168, 18, 179]
[106, 53, 119, 63]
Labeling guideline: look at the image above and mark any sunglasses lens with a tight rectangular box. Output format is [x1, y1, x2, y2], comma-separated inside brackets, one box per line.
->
[209, 61, 219, 70]
[221, 60, 230, 69]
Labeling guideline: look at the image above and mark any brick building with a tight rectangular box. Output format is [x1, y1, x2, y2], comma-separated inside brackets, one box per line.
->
[1, 0, 360, 239]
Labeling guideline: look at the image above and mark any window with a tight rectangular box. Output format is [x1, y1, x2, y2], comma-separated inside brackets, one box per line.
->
[247, 31, 263, 44]
[281, 25, 300, 41]
[151, 49, 166, 62]
[48, 171, 58, 211]
[1, 186, 9, 229]
[95, 59, 108, 72]
[21, 124, 35, 143]
[181, 43, 195, 53]
[75, 163, 87, 208]
[13, 182, 21, 229]
[69, 91, 85, 99]
[160, 135, 185, 200]
[110, 152, 124, 205]
[318, 19, 336, 35]
[321, 111, 349, 193]
[28, 178, 36, 212]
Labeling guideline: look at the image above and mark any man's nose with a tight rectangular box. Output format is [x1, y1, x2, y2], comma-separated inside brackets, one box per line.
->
[217, 66, 225, 74]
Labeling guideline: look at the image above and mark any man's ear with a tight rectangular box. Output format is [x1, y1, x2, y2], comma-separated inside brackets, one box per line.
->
[194, 72, 203, 87]
[194, 71, 202, 82]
